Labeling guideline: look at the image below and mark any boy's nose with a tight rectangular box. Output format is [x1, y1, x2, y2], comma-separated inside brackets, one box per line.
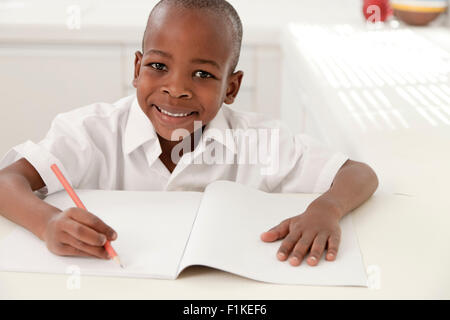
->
[161, 88, 192, 99]
[160, 78, 192, 99]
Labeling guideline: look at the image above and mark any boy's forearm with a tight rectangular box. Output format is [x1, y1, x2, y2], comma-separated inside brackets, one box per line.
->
[308, 160, 379, 219]
[0, 172, 61, 240]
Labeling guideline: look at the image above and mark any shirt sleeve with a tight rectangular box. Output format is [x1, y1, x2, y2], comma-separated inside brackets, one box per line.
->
[0, 113, 92, 196]
[268, 130, 349, 194]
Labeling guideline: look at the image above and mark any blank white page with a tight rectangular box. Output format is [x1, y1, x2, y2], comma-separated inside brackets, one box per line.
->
[0, 189, 202, 279]
[179, 181, 367, 286]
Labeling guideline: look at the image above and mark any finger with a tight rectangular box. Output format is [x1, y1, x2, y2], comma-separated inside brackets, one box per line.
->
[307, 232, 329, 266]
[277, 231, 301, 261]
[326, 231, 341, 261]
[289, 232, 316, 266]
[260, 218, 291, 242]
[52, 242, 94, 258]
[62, 219, 108, 247]
[60, 232, 110, 260]
[67, 208, 117, 240]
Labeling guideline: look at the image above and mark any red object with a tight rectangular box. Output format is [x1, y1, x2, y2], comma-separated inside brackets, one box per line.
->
[363, 0, 393, 22]
[50, 163, 121, 265]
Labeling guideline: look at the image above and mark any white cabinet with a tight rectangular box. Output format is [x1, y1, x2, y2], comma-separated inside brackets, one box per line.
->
[253, 45, 282, 119]
[0, 42, 281, 156]
[0, 44, 123, 155]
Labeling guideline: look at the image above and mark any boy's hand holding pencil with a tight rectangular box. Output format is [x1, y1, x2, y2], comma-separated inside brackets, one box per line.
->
[42, 206, 117, 260]
[44, 164, 122, 267]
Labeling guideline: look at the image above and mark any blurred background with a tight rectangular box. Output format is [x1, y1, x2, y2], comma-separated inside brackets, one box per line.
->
[0, 0, 449, 196]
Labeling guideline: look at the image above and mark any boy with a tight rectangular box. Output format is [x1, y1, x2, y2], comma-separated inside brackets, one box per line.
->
[0, 0, 378, 267]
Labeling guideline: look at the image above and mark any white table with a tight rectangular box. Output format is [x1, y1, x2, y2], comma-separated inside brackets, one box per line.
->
[1, 190, 449, 299]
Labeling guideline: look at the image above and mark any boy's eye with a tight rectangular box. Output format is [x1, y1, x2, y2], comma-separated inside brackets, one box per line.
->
[194, 70, 214, 79]
[149, 63, 167, 71]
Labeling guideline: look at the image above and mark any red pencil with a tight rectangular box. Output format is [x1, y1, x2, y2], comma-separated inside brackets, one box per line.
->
[50, 163, 123, 268]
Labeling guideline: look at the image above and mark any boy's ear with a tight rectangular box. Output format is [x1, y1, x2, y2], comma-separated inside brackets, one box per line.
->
[132, 51, 143, 88]
[224, 70, 244, 105]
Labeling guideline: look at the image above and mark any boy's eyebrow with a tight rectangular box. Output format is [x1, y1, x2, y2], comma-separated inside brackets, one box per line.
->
[191, 58, 221, 70]
[145, 49, 172, 58]
[145, 49, 221, 70]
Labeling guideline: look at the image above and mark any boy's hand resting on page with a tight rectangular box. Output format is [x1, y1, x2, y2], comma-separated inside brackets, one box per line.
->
[260, 160, 379, 267]
[260, 198, 342, 267]
[42, 208, 117, 259]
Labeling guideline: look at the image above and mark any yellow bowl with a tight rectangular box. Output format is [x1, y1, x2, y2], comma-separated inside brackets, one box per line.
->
[391, 1, 447, 26]
[393, 9, 443, 25]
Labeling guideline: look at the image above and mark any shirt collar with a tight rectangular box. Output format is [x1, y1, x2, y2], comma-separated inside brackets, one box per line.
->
[123, 97, 158, 155]
[123, 97, 236, 156]
[202, 106, 237, 154]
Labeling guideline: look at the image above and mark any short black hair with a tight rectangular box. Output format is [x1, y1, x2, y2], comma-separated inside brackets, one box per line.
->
[142, 0, 243, 73]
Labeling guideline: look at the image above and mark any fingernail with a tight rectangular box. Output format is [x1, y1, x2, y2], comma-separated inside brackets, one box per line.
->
[277, 252, 286, 260]
[289, 257, 300, 265]
[111, 232, 117, 240]
[100, 235, 107, 245]
[327, 253, 334, 260]
[308, 256, 317, 264]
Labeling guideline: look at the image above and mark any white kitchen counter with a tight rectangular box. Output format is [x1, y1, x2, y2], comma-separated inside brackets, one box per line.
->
[281, 23, 450, 198]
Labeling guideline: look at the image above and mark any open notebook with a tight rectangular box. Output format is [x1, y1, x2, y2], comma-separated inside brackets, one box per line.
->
[0, 180, 367, 286]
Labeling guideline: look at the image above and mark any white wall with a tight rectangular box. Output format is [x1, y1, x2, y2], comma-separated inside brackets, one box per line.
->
[0, 0, 363, 156]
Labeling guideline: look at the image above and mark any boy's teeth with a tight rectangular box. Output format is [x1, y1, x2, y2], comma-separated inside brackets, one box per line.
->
[156, 105, 192, 117]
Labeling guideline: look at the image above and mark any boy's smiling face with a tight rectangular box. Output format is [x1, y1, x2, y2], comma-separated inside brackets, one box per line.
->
[133, 4, 243, 142]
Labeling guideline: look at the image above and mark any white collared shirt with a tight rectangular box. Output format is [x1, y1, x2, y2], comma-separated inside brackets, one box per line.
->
[0, 95, 348, 195]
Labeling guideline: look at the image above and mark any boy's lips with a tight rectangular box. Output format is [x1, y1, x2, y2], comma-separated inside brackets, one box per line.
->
[152, 104, 198, 117]
[151, 103, 199, 126]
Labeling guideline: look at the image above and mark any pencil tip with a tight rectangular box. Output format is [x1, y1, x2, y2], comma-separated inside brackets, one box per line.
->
[112, 256, 124, 268]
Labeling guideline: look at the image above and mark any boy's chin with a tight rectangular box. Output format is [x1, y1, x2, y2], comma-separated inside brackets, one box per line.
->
[156, 128, 194, 142]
